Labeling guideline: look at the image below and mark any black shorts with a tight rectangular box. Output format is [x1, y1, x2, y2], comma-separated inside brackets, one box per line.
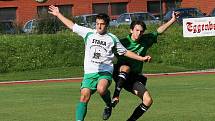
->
[113, 64, 147, 92]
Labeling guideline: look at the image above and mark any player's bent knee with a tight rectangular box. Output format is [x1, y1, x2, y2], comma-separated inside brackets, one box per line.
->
[120, 65, 130, 73]
[143, 98, 153, 107]
[148, 97, 153, 105]
[97, 87, 106, 95]
[143, 92, 153, 106]
[80, 89, 91, 102]
[80, 94, 90, 102]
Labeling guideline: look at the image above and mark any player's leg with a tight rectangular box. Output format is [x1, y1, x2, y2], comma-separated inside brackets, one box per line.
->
[112, 65, 130, 107]
[97, 73, 112, 120]
[76, 88, 92, 121]
[127, 76, 153, 121]
[127, 90, 153, 121]
[76, 75, 98, 121]
[98, 78, 112, 107]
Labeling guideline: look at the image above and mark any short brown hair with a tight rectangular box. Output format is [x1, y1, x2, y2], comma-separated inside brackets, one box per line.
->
[96, 13, 110, 26]
[130, 20, 147, 30]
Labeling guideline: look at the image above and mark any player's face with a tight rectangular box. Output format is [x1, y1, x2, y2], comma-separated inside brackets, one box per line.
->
[96, 19, 107, 35]
[130, 24, 145, 41]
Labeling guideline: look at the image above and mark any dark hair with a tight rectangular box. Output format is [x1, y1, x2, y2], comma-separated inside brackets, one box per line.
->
[96, 13, 110, 26]
[130, 20, 147, 30]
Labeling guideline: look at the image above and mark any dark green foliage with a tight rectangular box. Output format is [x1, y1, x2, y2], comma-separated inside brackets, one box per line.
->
[36, 17, 67, 34]
[0, 20, 22, 34]
[0, 24, 214, 73]
[0, 32, 84, 73]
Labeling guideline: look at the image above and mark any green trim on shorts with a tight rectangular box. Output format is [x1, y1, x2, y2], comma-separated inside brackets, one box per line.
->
[81, 72, 112, 91]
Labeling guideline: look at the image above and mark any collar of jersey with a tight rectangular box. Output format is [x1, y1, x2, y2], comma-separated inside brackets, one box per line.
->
[127, 34, 138, 43]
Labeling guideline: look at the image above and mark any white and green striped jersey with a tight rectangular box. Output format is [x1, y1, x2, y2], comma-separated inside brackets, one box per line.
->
[72, 24, 127, 74]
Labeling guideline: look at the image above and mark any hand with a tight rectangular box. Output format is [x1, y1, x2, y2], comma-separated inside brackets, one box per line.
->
[172, 11, 180, 21]
[142, 55, 151, 62]
[48, 5, 60, 16]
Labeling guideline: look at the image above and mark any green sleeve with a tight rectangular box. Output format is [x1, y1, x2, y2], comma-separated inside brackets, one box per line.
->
[151, 31, 159, 43]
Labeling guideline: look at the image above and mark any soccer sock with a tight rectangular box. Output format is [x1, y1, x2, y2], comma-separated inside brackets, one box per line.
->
[113, 71, 128, 98]
[76, 102, 88, 121]
[101, 90, 112, 107]
[127, 103, 149, 121]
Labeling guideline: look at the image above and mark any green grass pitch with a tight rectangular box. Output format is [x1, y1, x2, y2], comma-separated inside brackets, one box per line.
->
[0, 74, 214, 121]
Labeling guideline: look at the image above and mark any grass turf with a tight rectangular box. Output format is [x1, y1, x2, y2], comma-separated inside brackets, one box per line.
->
[0, 63, 193, 82]
[0, 74, 215, 121]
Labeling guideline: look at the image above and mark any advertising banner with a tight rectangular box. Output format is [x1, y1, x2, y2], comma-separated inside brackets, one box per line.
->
[183, 17, 215, 37]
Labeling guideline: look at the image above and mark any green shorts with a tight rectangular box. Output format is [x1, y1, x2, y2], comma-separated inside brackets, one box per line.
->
[81, 72, 112, 92]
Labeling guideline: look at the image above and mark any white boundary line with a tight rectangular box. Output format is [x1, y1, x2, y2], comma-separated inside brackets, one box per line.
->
[145, 70, 215, 76]
[0, 77, 82, 84]
[0, 70, 214, 85]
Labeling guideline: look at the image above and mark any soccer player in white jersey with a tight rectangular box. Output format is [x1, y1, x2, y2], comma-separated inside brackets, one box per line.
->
[48, 5, 151, 121]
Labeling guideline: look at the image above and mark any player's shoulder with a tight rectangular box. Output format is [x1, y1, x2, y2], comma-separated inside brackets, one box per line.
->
[119, 37, 130, 45]
[107, 32, 117, 38]
[73, 23, 95, 33]
[107, 33, 119, 42]
[141, 32, 158, 40]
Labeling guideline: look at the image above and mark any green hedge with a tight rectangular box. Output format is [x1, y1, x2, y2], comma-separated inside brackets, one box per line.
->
[0, 31, 84, 73]
[0, 24, 215, 73]
[110, 24, 215, 70]
[147, 24, 215, 69]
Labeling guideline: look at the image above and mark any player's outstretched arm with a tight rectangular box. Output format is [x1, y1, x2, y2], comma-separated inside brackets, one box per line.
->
[157, 11, 180, 34]
[48, 5, 74, 30]
[124, 50, 151, 62]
